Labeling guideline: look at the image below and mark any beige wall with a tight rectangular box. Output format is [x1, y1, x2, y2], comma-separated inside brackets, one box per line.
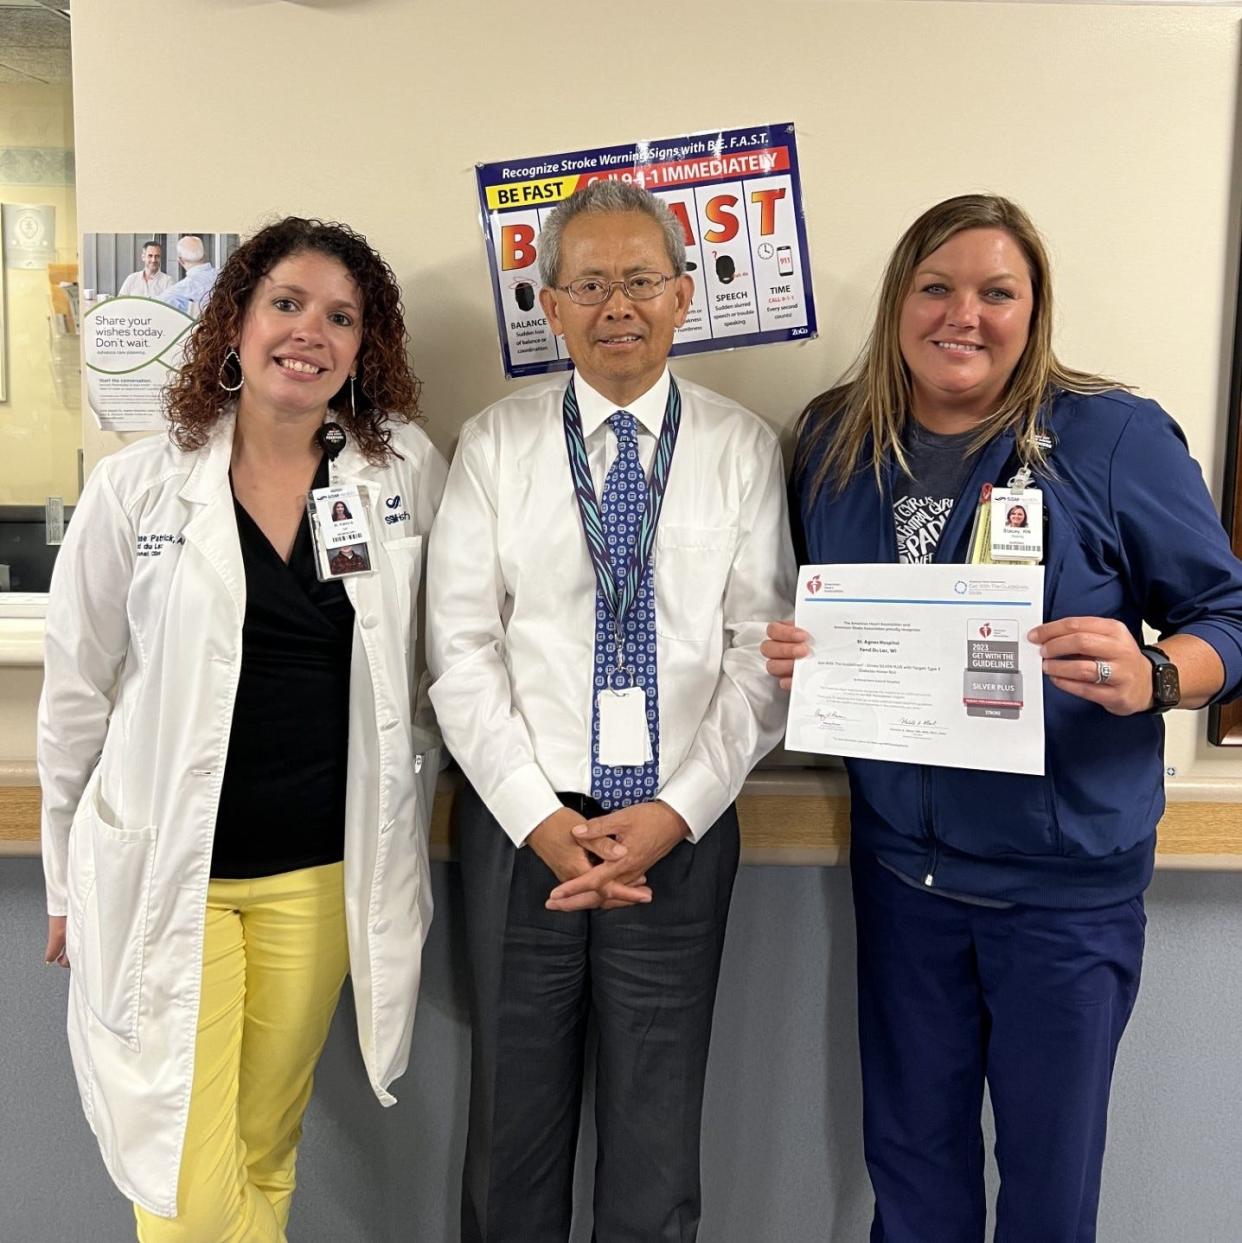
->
[3, 0, 1239, 783]
[0, 81, 79, 506]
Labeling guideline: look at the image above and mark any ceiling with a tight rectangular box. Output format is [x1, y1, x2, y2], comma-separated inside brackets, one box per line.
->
[0, 1, 70, 87]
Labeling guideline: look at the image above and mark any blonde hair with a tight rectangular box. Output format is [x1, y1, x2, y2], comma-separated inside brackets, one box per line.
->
[799, 194, 1121, 497]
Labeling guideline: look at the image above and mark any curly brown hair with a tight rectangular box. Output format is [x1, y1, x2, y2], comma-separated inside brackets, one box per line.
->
[164, 217, 421, 462]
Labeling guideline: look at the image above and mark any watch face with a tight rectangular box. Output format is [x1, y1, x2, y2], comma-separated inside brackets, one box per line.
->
[1155, 663, 1180, 706]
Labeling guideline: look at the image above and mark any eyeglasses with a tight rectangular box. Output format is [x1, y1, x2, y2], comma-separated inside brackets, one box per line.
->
[555, 271, 677, 306]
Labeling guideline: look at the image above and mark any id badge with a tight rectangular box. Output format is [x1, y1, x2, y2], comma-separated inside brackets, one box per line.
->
[308, 484, 374, 580]
[989, 487, 1043, 563]
[597, 686, 653, 767]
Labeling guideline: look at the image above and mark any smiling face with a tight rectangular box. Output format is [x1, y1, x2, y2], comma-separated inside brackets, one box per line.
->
[1007, 505, 1028, 527]
[539, 210, 692, 407]
[898, 227, 1034, 432]
[236, 250, 362, 423]
[142, 245, 162, 276]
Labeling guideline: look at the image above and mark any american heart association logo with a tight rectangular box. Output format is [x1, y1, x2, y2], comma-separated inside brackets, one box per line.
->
[806, 574, 822, 595]
[978, 623, 992, 638]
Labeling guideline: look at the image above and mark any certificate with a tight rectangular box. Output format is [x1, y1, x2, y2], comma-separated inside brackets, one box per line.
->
[786, 564, 1045, 775]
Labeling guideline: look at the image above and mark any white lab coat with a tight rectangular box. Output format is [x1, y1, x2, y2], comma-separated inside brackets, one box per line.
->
[38, 411, 446, 1216]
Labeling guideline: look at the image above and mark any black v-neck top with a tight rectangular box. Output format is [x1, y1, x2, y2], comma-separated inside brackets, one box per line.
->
[211, 455, 356, 879]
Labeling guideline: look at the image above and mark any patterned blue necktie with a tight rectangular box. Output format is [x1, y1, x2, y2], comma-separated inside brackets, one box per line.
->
[590, 411, 659, 809]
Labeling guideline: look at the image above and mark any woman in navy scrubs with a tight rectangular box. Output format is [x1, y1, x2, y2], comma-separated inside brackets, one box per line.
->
[764, 194, 1242, 1242]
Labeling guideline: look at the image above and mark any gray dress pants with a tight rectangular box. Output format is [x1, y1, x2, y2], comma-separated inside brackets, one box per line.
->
[456, 782, 739, 1243]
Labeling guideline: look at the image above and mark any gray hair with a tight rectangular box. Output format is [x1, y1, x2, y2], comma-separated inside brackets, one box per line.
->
[176, 234, 206, 264]
[537, 180, 686, 288]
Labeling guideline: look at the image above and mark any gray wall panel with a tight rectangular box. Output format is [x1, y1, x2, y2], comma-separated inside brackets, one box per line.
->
[2, 859, 1239, 1242]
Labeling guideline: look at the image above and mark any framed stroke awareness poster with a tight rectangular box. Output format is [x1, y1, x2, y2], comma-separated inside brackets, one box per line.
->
[476, 122, 817, 379]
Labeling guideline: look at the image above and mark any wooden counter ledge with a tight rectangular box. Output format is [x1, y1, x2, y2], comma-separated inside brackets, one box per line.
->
[3, 766, 1240, 869]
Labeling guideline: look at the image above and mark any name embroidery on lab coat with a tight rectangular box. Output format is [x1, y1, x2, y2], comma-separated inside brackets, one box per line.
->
[136, 532, 185, 557]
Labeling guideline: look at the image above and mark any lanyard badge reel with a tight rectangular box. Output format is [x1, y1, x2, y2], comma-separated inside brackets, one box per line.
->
[967, 463, 1046, 568]
[307, 423, 375, 580]
[988, 464, 1043, 565]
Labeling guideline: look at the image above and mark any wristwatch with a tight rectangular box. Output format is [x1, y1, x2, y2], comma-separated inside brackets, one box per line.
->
[1141, 645, 1180, 713]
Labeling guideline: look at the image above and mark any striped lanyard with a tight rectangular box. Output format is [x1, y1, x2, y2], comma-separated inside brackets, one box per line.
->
[562, 376, 682, 630]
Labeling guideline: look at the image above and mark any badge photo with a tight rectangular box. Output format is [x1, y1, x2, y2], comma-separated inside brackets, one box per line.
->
[989, 487, 1043, 563]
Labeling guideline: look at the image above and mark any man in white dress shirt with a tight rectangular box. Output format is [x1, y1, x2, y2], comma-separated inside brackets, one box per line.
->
[427, 180, 794, 1242]
[118, 240, 173, 298]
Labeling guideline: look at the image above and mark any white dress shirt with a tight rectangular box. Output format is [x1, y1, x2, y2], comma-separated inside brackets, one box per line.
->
[118, 268, 173, 298]
[427, 369, 795, 847]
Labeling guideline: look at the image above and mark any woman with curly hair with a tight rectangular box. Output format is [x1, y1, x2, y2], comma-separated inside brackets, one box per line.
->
[39, 217, 446, 1240]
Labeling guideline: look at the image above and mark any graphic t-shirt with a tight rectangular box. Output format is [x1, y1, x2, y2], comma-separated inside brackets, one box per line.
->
[891, 420, 980, 564]
[886, 418, 1015, 907]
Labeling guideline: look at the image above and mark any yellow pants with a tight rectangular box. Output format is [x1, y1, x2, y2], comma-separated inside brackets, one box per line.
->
[135, 862, 349, 1243]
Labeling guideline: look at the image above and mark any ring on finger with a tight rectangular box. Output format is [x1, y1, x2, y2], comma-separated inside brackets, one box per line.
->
[1095, 659, 1112, 685]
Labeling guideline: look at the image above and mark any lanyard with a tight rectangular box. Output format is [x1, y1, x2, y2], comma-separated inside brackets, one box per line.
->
[562, 376, 682, 629]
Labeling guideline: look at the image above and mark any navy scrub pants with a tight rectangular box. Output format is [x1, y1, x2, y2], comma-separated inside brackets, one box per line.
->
[851, 846, 1145, 1243]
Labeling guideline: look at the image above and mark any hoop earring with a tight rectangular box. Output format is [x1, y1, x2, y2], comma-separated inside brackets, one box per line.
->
[218, 347, 244, 392]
